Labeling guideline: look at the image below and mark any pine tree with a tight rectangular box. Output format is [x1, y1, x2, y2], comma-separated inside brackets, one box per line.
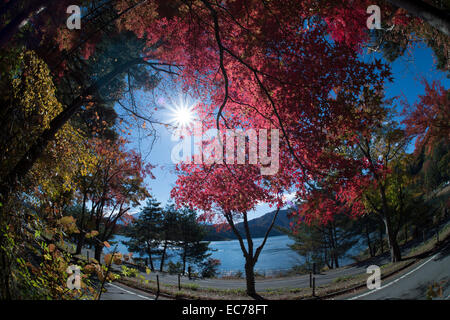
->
[123, 196, 164, 271]
[178, 208, 212, 274]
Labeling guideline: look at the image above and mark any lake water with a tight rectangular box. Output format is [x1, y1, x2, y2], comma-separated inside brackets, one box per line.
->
[109, 234, 359, 275]
[208, 235, 303, 275]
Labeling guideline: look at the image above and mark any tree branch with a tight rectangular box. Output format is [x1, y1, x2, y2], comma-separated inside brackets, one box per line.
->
[387, 0, 450, 36]
[254, 206, 281, 262]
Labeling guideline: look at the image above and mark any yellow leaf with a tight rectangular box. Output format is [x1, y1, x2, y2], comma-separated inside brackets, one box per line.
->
[85, 230, 99, 239]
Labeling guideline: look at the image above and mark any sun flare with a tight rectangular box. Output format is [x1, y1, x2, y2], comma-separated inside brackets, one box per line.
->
[167, 99, 196, 128]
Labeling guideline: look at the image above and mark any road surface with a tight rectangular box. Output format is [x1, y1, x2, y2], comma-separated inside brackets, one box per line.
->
[343, 241, 450, 300]
[100, 282, 160, 300]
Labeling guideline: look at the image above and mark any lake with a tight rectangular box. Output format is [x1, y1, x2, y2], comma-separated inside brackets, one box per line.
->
[109, 234, 359, 276]
[208, 235, 303, 275]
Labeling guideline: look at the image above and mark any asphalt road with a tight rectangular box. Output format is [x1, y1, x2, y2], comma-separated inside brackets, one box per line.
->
[343, 241, 450, 300]
[100, 282, 158, 300]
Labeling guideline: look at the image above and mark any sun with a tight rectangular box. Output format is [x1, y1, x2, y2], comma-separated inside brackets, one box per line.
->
[167, 98, 196, 128]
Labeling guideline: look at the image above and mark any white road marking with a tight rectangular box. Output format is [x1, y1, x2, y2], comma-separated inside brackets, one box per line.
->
[349, 253, 439, 300]
[108, 283, 154, 300]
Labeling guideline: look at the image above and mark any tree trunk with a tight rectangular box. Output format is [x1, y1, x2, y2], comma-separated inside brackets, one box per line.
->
[244, 258, 256, 297]
[379, 182, 401, 262]
[75, 193, 88, 255]
[366, 224, 374, 257]
[330, 224, 339, 268]
[94, 243, 103, 262]
[379, 224, 384, 254]
[334, 255, 339, 269]
[404, 223, 408, 245]
[383, 217, 402, 262]
[413, 226, 419, 239]
[75, 232, 85, 255]
[160, 240, 168, 272]
[146, 243, 155, 271]
[389, 238, 401, 262]
[182, 243, 187, 274]
[324, 247, 331, 269]
[148, 253, 154, 271]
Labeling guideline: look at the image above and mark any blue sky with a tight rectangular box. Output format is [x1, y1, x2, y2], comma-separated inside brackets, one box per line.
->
[123, 44, 449, 220]
[375, 45, 449, 108]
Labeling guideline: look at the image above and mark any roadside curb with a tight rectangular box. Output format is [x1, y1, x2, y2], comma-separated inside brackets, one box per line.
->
[116, 278, 189, 300]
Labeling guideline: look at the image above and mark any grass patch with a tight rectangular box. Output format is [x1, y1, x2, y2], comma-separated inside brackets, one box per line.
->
[182, 283, 199, 291]
[332, 275, 355, 284]
[406, 222, 450, 258]
[117, 277, 250, 300]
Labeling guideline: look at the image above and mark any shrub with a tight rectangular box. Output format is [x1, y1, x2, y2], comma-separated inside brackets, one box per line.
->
[121, 265, 139, 278]
[200, 258, 221, 278]
[167, 261, 183, 274]
[234, 270, 243, 278]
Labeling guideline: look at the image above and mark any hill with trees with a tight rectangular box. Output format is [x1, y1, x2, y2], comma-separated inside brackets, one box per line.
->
[203, 209, 293, 241]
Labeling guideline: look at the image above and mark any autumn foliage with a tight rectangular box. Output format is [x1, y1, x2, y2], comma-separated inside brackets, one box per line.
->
[0, 0, 448, 299]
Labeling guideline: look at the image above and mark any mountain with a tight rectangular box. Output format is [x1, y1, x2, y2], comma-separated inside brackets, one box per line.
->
[202, 209, 293, 241]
